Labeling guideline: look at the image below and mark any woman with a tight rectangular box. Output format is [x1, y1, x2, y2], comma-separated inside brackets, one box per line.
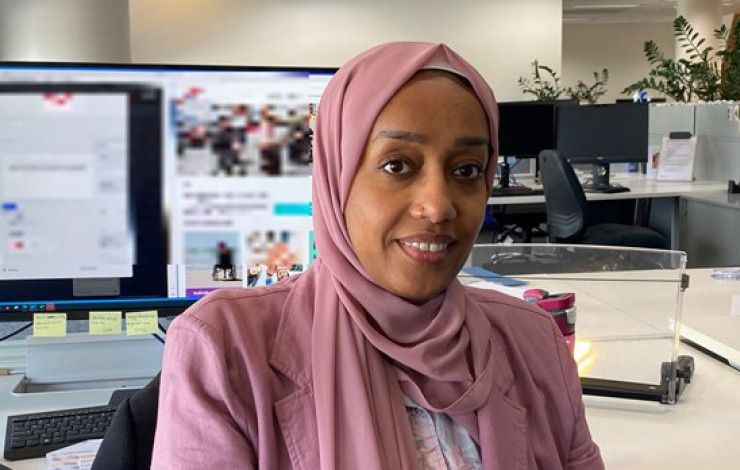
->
[151, 42, 603, 469]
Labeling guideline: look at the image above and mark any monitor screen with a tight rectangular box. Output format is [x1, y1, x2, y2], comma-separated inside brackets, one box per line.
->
[556, 103, 649, 164]
[0, 63, 335, 319]
[497, 101, 558, 158]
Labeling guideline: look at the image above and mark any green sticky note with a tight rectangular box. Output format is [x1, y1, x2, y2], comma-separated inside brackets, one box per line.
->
[33, 313, 67, 337]
[89, 311, 122, 335]
[126, 310, 159, 336]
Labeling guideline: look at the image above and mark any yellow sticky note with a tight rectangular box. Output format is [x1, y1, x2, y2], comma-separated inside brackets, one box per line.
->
[33, 313, 67, 337]
[89, 311, 123, 335]
[126, 310, 159, 336]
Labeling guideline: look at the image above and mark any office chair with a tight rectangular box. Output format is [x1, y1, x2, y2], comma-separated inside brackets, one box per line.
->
[538, 150, 666, 248]
[91, 373, 160, 470]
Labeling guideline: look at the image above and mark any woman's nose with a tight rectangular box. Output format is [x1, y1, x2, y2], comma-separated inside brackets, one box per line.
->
[409, 172, 457, 223]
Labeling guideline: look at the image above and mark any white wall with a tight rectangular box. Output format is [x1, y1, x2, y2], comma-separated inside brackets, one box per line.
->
[676, 0, 724, 60]
[128, 0, 562, 101]
[562, 22, 675, 103]
[0, 0, 131, 61]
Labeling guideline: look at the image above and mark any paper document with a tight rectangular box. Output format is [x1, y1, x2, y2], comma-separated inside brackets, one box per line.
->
[45, 438, 102, 470]
[657, 136, 697, 181]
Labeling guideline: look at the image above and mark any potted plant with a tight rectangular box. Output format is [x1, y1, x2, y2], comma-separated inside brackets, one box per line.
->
[623, 15, 740, 101]
[566, 69, 609, 104]
[720, 17, 740, 100]
[518, 60, 564, 101]
[518, 61, 609, 103]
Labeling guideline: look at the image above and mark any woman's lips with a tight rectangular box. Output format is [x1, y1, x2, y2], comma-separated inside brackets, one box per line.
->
[395, 235, 455, 263]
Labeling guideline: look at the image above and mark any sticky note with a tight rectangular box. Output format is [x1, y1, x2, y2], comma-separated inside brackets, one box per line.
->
[125, 310, 159, 336]
[33, 313, 67, 337]
[89, 311, 122, 335]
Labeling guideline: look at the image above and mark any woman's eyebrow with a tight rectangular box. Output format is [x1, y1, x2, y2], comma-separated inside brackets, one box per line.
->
[454, 136, 489, 147]
[374, 130, 427, 143]
[373, 130, 489, 148]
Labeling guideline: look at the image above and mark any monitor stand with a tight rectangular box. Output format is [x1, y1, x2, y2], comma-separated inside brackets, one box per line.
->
[13, 333, 160, 395]
[582, 161, 630, 194]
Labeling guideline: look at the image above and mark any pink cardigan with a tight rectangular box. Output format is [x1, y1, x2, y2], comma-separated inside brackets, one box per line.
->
[151, 276, 603, 469]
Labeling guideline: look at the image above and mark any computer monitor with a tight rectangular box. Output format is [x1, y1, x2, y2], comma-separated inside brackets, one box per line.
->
[498, 101, 559, 159]
[0, 63, 336, 320]
[494, 100, 577, 190]
[556, 103, 649, 191]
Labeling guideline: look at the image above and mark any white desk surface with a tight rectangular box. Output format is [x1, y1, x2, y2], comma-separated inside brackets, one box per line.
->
[2, 268, 740, 469]
[675, 268, 740, 366]
[585, 344, 740, 469]
[489, 173, 727, 205]
[578, 268, 740, 469]
[468, 267, 740, 469]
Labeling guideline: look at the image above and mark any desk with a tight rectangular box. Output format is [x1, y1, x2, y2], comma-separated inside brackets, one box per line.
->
[464, 266, 740, 469]
[2, 268, 740, 469]
[679, 194, 740, 267]
[0, 373, 114, 469]
[586, 345, 740, 469]
[488, 173, 727, 205]
[584, 267, 740, 468]
[672, 268, 740, 368]
[489, 174, 730, 257]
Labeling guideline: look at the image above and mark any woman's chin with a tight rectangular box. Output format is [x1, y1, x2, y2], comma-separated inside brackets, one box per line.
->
[383, 278, 449, 304]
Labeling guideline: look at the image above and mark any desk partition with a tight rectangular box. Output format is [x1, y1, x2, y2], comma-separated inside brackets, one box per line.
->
[465, 243, 693, 404]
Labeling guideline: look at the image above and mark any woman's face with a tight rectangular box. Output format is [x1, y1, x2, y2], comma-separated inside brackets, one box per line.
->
[345, 71, 490, 301]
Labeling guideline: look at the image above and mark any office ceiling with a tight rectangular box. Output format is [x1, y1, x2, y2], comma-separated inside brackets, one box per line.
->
[563, 0, 740, 24]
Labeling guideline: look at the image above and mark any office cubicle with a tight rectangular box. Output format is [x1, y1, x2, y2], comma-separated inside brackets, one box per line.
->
[645, 103, 740, 268]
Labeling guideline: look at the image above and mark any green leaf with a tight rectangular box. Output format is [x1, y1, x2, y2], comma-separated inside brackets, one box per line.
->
[518, 59, 564, 100]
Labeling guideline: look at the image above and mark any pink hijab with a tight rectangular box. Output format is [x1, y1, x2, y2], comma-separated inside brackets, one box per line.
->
[304, 42, 500, 469]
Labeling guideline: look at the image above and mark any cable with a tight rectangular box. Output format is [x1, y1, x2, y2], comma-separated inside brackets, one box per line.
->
[509, 157, 523, 172]
[0, 322, 33, 342]
[151, 334, 165, 345]
[158, 322, 167, 335]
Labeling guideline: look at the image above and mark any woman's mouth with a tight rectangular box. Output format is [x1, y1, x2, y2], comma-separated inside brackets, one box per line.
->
[396, 236, 455, 263]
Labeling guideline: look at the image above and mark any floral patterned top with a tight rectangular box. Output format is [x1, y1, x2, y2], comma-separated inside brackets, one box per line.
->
[405, 396, 482, 469]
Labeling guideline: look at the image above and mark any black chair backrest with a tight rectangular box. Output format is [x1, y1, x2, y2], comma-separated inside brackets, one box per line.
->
[91, 373, 160, 470]
[538, 150, 588, 242]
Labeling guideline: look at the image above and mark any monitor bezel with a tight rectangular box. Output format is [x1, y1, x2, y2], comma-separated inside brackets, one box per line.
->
[0, 61, 338, 320]
[0, 82, 169, 318]
[555, 103, 650, 164]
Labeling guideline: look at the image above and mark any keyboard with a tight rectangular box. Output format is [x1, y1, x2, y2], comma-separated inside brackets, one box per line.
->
[490, 186, 545, 197]
[583, 184, 631, 194]
[4, 404, 117, 461]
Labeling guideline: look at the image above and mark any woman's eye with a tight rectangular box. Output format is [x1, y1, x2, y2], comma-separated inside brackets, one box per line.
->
[381, 160, 412, 175]
[453, 164, 484, 180]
